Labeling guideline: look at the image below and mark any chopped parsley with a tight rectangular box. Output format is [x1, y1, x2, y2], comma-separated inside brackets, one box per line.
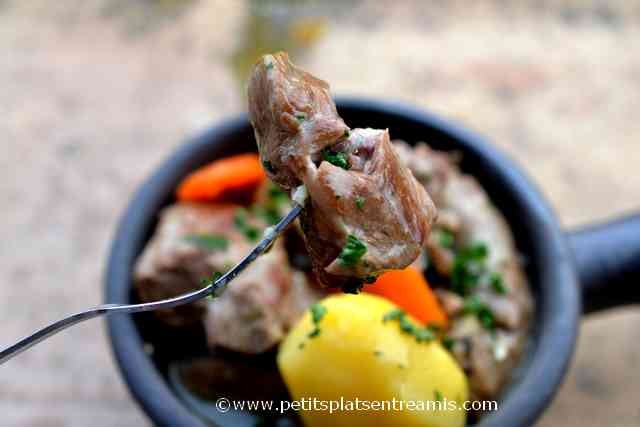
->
[382, 308, 405, 322]
[294, 112, 307, 122]
[321, 148, 350, 170]
[363, 274, 378, 284]
[463, 295, 495, 331]
[338, 235, 367, 267]
[355, 197, 365, 210]
[451, 242, 488, 295]
[451, 241, 507, 297]
[382, 309, 437, 343]
[343, 129, 350, 138]
[437, 229, 455, 249]
[200, 271, 223, 286]
[311, 303, 327, 323]
[442, 336, 455, 351]
[199, 271, 223, 299]
[307, 303, 328, 339]
[267, 183, 289, 205]
[184, 234, 229, 251]
[341, 277, 365, 294]
[262, 160, 276, 174]
[490, 272, 506, 294]
[234, 208, 260, 241]
[264, 59, 274, 70]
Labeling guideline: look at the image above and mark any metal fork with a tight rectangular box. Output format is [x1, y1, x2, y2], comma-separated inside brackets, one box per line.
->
[0, 203, 303, 365]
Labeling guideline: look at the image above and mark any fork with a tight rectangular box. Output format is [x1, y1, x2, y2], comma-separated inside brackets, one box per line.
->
[0, 203, 303, 364]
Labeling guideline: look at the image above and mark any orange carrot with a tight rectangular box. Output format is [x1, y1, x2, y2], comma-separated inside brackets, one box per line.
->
[177, 153, 266, 203]
[364, 267, 448, 327]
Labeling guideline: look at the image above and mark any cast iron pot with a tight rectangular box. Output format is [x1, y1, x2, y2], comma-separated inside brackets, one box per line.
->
[105, 98, 640, 427]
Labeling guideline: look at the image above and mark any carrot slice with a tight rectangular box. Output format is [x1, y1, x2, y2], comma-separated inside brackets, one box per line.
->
[364, 267, 448, 327]
[176, 153, 266, 203]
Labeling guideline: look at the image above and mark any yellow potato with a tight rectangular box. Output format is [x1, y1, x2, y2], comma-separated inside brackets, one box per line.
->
[277, 293, 468, 427]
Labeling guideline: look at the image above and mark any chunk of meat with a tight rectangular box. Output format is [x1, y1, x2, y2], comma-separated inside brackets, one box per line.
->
[134, 203, 244, 326]
[248, 51, 348, 190]
[448, 316, 523, 400]
[134, 202, 321, 353]
[248, 53, 437, 290]
[396, 140, 533, 404]
[394, 141, 455, 204]
[300, 128, 437, 290]
[205, 269, 322, 354]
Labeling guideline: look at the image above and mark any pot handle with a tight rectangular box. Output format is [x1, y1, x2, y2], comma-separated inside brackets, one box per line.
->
[567, 214, 640, 314]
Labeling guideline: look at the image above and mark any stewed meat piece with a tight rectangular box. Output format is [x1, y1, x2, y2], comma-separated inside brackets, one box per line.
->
[134, 202, 321, 353]
[248, 52, 437, 290]
[300, 128, 437, 290]
[394, 140, 533, 401]
[248, 51, 349, 190]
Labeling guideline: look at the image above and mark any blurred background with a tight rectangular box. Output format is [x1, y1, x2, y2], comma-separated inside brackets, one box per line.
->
[1, 0, 639, 425]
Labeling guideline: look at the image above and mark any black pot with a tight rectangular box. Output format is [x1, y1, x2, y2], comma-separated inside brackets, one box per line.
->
[105, 98, 640, 427]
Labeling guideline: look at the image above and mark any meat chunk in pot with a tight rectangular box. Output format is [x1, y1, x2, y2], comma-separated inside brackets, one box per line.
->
[395, 140, 533, 403]
[134, 202, 321, 353]
[248, 52, 437, 290]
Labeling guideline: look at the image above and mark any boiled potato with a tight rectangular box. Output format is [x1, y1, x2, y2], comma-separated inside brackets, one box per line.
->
[277, 293, 468, 427]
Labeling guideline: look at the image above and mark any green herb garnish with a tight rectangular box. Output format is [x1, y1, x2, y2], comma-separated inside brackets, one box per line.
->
[399, 315, 417, 333]
[490, 272, 506, 294]
[234, 209, 260, 241]
[199, 271, 223, 299]
[414, 327, 436, 343]
[463, 295, 495, 331]
[363, 275, 378, 284]
[451, 242, 489, 295]
[308, 329, 321, 338]
[442, 336, 455, 351]
[262, 160, 276, 174]
[321, 148, 350, 170]
[343, 129, 350, 138]
[184, 234, 229, 251]
[267, 183, 288, 204]
[451, 241, 507, 297]
[338, 235, 367, 267]
[355, 197, 365, 210]
[434, 390, 444, 402]
[311, 303, 327, 323]
[294, 112, 307, 122]
[308, 303, 327, 339]
[382, 309, 437, 343]
[251, 183, 290, 225]
[383, 308, 405, 323]
[341, 277, 365, 294]
[437, 229, 455, 249]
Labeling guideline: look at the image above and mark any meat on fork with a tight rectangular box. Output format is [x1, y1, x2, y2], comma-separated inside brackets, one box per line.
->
[247, 51, 349, 190]
[248, 52, 437, 292]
